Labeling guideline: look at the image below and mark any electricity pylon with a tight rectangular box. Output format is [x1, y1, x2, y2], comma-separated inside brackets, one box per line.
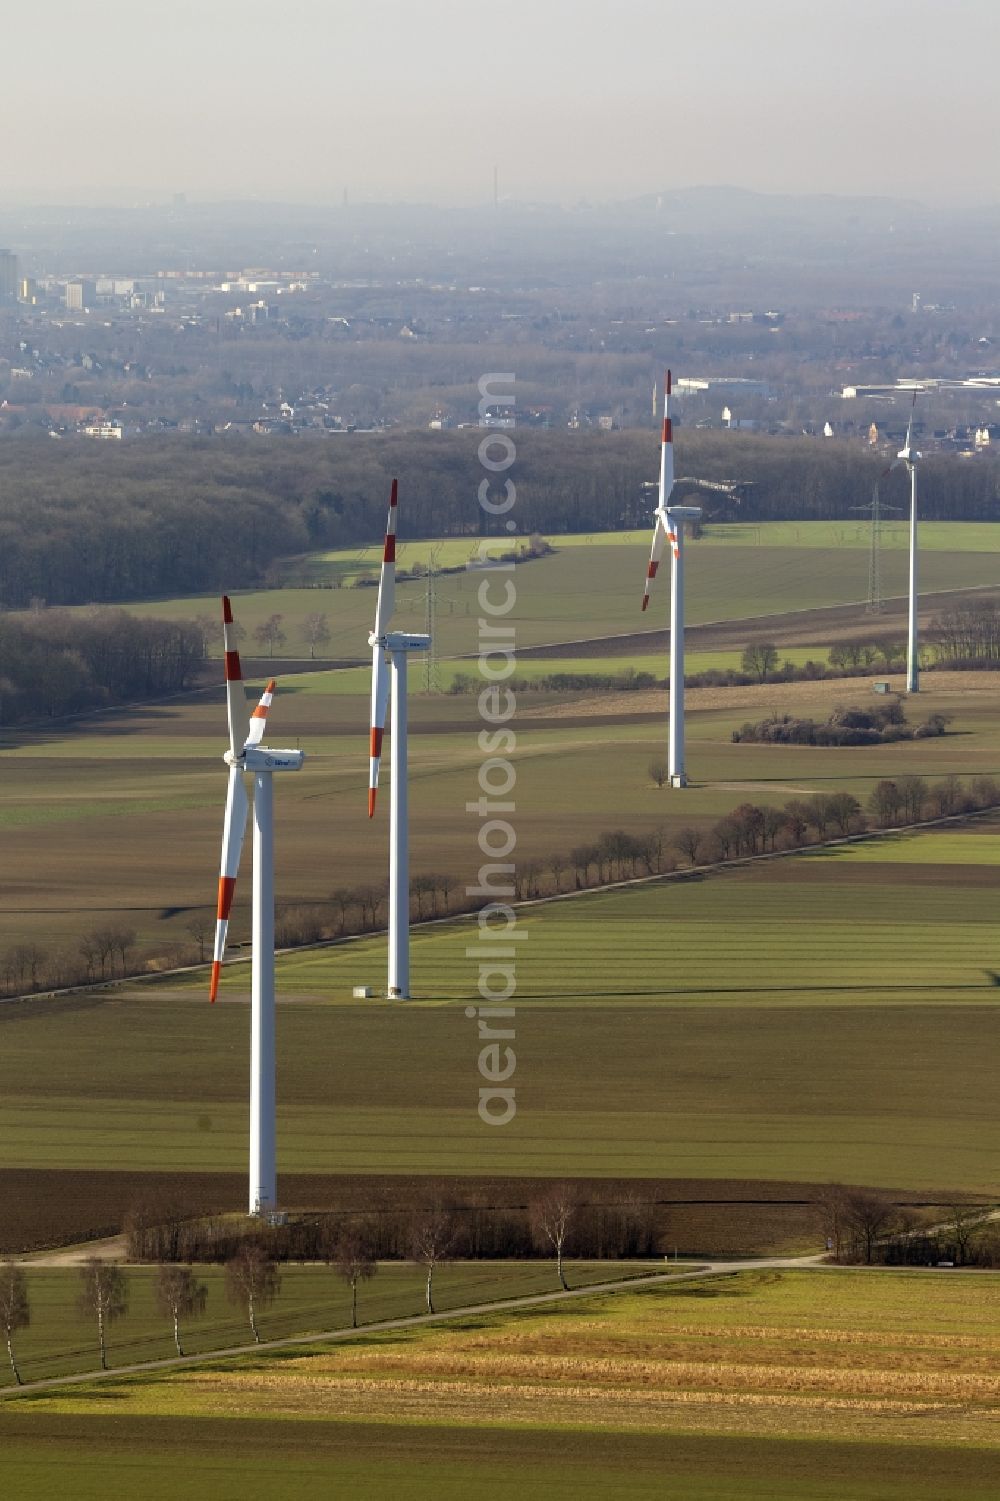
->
[424, 543, 443, 693]
[852, 477, 902, 615]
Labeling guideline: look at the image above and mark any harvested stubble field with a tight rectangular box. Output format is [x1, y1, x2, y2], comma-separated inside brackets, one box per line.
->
[5, 1270, 1000, 1500]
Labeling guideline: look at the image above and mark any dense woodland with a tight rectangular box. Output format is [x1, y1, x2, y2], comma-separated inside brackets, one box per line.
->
[0, 609, 203, 722]
[1, 431, 998, 608]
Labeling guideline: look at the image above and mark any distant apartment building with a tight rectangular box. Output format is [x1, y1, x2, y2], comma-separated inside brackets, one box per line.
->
[0, 249, 18, 303]
[81, 419, 123, 441]
[64, 279, 97, 310]
[18, 277, 38, 304]
[677, 377, 772, 396]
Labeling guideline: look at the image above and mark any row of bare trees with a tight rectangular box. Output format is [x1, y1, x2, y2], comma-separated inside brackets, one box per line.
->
[3, 775, 998, 1003]
[666, 774, 1000, 872]
[125, 1187, 657, 1281]
[0, 1189, 591, 1383]
[931, 601, 1000, 665]
[816, 1187, 998, 1268]
[2, 1242, 350, 1384]
[0, 927, 137, 997]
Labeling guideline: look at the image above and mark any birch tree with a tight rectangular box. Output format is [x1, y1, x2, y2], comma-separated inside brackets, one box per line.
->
[77, 1259, 128, 1371]
[225, 1244, 280, 1344]
[331, 1223, 377, 1329]
[155, 1264, 207, 1357]
[531, 1185, 576, 1291]
[0, 1261, 29, 1385]
[409, 1205, 456, 1316]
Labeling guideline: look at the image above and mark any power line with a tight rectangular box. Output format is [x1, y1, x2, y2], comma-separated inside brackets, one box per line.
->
[424, 543, 443, 692]
[852, 476, 903, 614]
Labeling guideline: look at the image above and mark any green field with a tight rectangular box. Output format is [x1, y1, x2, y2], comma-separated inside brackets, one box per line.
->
[3, 530, 999, 1249]
[5, 1270, 1000, 1500]
[290, 646, 831, 695]
[2, 665, 996, 964]
[59, 522, 1000, 664]
[314, 519, 1000, 570]
[3, 819, 999, 1191]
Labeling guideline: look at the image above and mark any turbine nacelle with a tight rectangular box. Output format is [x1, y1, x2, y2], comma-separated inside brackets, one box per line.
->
[223, 748, 305, 772]
[248, 747, 305, 772]
[376, 631, 431, 653]
[664, 504, 703, 521]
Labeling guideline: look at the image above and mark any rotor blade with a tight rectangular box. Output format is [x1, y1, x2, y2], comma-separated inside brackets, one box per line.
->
[899, 388, 917, 455]
[368, 645, 391, 816]
[209, 766, 249, 1002]
[665, 517, 679, 560]
[244, 679, 276, 749]
[641, 512, 668, 611]
[373, 477, 398, 637]
[222, 596, 249, 757]
[659, 369, 675, 505]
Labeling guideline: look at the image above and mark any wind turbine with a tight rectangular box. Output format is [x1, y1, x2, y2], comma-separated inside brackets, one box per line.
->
[891, 392, 922, 691]
[368, 479, 429, 998]
[210, 595, 305, 1215]
[641, 370, 702, 787]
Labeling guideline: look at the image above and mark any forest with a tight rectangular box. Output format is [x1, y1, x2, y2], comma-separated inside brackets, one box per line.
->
[1, 429, 999, 609]
[0, 609, 204, 723]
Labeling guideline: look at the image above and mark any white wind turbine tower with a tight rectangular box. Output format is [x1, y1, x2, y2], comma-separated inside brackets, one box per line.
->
[368, 479, 430, 998]
[210, 595, 305, 1215]
[890, 392, 922, 692]
[641, 370, 702, 787]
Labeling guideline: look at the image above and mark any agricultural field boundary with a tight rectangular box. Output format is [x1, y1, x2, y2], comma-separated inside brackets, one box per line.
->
[513, 582, 996, 660]
[4, 801, 999, 1009]
[8, 1252, 1000, 1401]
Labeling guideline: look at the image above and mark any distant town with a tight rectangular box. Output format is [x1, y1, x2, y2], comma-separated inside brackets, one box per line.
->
[3, 194, 1000, 454]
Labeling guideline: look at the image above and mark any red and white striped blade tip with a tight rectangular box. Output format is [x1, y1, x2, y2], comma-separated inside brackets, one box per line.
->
[222, 595, 233, 624]
[641, 549, 660, 610]
[369, 726, 384, 816]
[246, 679, 276, 740]
[665, 369, 671, 395]
[390, 477, 398, 507]
[209, 960, 221, 1003]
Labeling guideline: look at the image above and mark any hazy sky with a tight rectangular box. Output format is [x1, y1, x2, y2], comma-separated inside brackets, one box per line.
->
[7, 0, 997, 205]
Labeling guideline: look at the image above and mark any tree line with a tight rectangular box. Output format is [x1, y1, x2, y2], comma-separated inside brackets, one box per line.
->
[3, 773, 997, 1002]
[817, 1187, 1000, 1268]
[0, 608, 204, 724]
[931, 600, 1000, 665]
[1, 430, 999, 608]
[0, 1183, 648, 1382]
[665, 772, 994, 867]
[124, 1184, 659, 1276]
[0, 1251, 269, 1382]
